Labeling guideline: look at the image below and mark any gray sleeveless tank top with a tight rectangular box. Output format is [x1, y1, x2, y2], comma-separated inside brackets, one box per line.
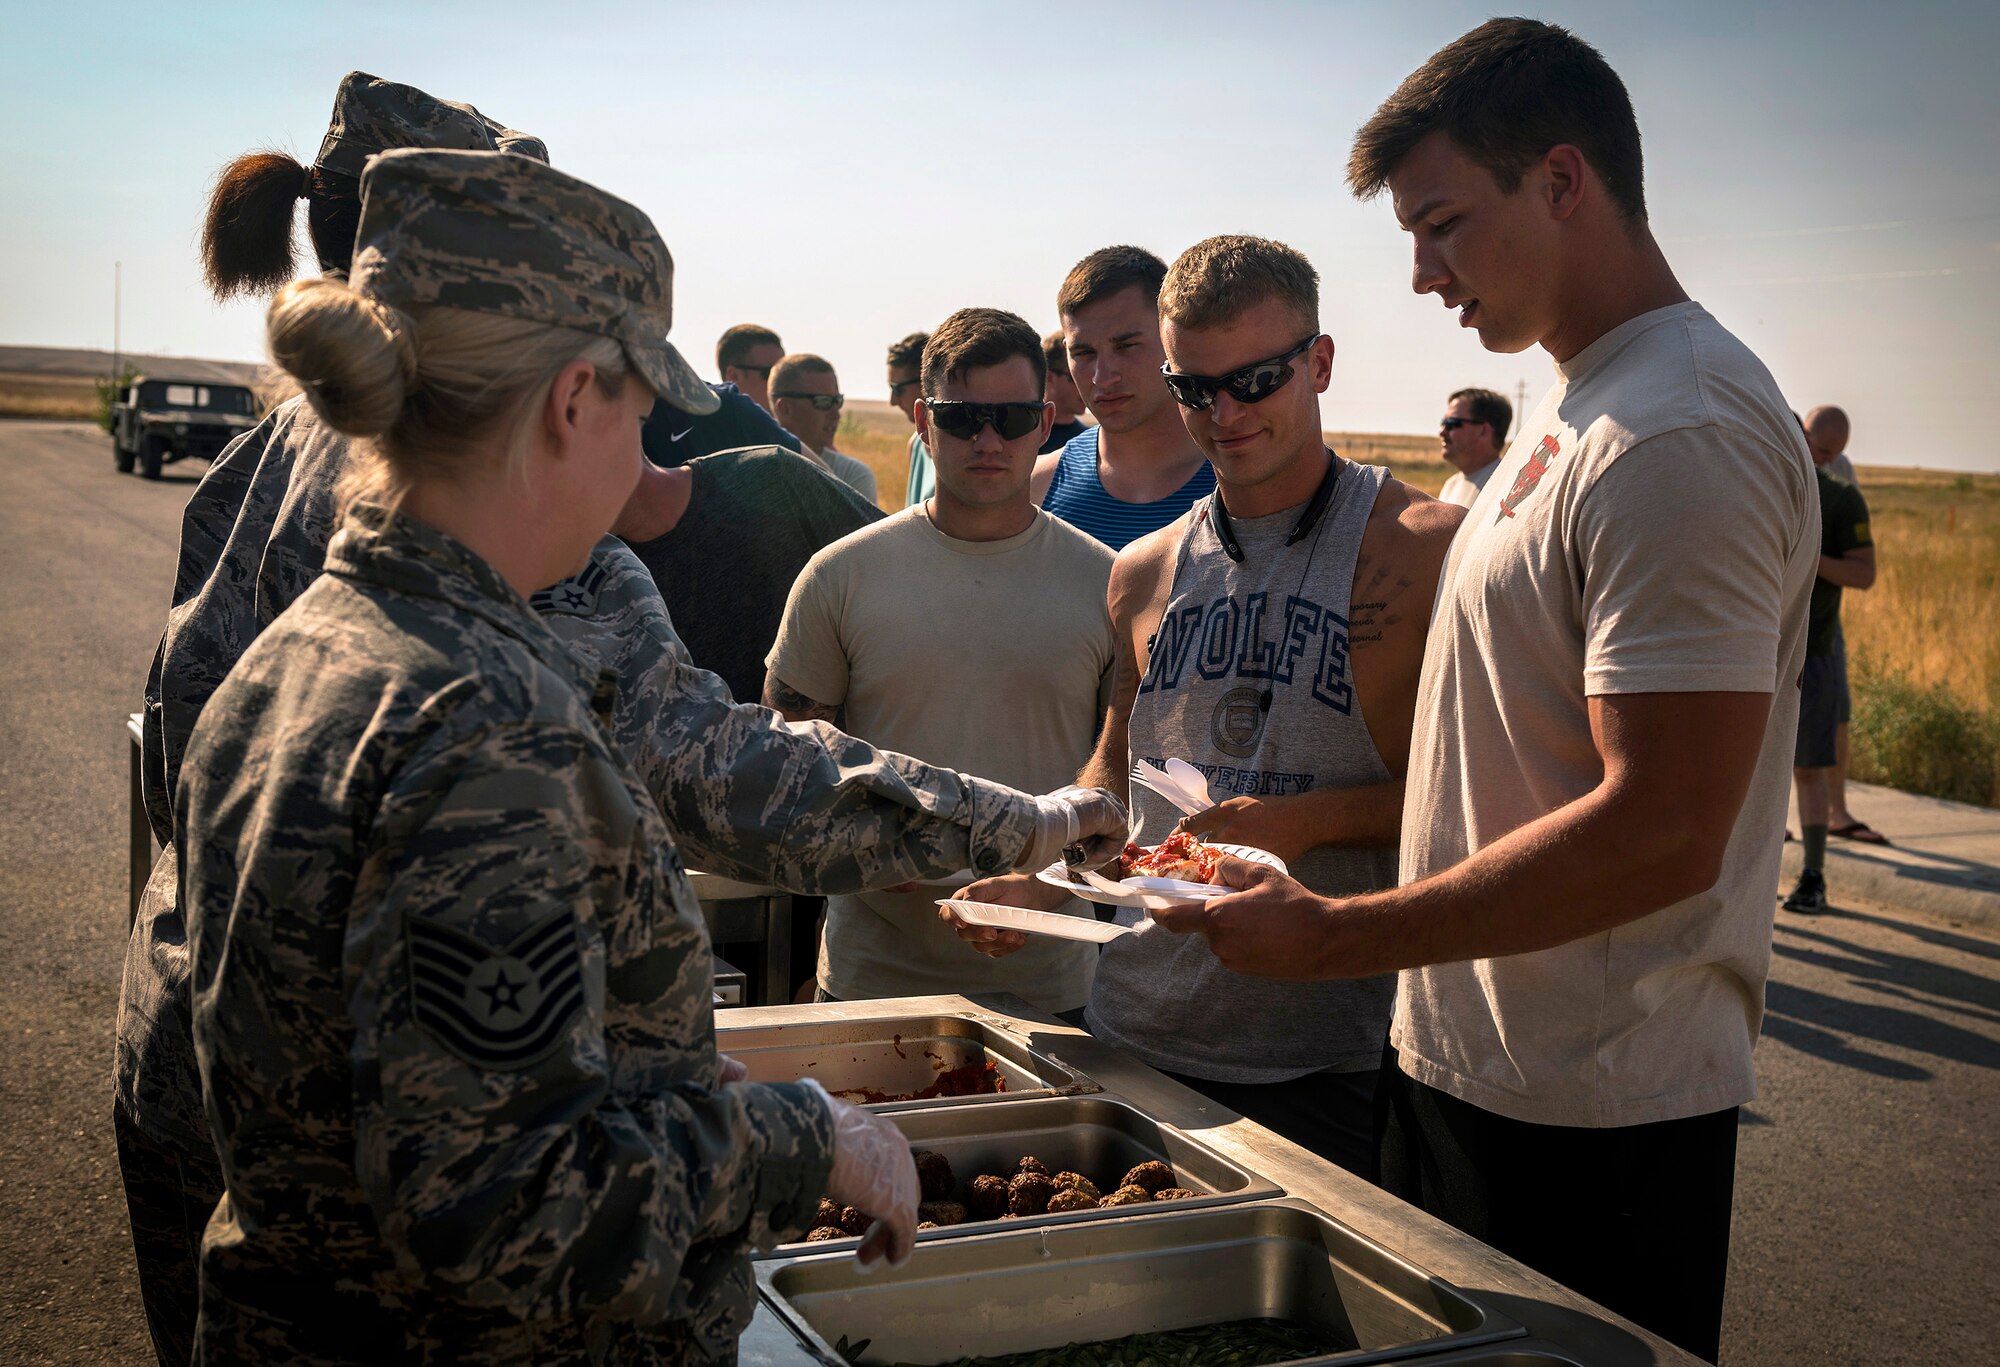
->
[1086, 456, 1399, 1083]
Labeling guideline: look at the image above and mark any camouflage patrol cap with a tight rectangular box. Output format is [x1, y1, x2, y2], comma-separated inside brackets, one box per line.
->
[315, 71, 549, 181]
[350, 149, 720, 415]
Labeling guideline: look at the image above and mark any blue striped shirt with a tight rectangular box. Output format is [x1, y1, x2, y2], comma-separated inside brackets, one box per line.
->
[1041, 427, 1216, 551]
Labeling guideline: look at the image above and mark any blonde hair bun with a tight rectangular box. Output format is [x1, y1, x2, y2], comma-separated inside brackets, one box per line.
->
[266, 277, 418, 438]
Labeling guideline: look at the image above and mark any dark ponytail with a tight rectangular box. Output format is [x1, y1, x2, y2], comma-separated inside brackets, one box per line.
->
[201, 150, 311, 300]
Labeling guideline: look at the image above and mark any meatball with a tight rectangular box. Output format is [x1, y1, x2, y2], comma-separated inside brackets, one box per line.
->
[1009, 1172, 1056, 1215]
[806, 1226, 847, 1241]
[1015, 1155, 1049, 1176]
[837, 1205, 872, 1236]
[1046, 1188, 1098, 1214]
[813, 1198, 842, 1228]
[966, 1174, 1012, 1220]
[1155, 1187, 1198, 1201]
[919, 1200, 968, 1227]
[1051, 1172, 1100, 1200]
[1099, 1185, 1152, 1207]
[913, 1149, 956, 1202]
[1120, 1160, 1176, 1194]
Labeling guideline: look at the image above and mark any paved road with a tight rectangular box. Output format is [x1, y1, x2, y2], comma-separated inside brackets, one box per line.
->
[1, 420, 1994, 1365]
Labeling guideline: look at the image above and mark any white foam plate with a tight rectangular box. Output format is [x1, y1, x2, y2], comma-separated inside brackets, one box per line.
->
[1035, 844, 1288, 909]
[936, 899, 1133, 944]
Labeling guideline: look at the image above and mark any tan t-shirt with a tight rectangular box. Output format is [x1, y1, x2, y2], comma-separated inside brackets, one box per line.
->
[1396, 302, 1817, 1128]
[767, 505, 1115, 1008]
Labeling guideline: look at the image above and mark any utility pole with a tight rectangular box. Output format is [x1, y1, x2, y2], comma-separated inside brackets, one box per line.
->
[1512, 377, 1528, 437]
[111, 261, 122, 386]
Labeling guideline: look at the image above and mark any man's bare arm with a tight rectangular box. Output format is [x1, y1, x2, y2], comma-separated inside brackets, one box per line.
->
[761, 671, 838, 725]
[1029, 452, 1064, 507]
[1818, 544, 1875, 590]
[1157, 689, 1773, 979]
[1076, 522, 1180, 797]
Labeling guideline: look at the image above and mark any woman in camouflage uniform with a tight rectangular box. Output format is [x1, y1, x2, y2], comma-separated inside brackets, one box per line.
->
[176, 148, 917, 1364]
[117, 71, 557, 1367]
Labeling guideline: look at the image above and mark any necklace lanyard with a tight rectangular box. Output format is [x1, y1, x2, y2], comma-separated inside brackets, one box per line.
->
[1208, 449, 1342, 562]
[1180, 450, 1344, 713]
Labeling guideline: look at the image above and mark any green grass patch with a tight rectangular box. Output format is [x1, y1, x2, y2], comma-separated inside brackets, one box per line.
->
[1849, 651, 1999, 807]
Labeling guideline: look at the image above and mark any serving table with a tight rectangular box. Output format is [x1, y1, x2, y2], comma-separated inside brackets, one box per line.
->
[725, 994, 1704, 1367]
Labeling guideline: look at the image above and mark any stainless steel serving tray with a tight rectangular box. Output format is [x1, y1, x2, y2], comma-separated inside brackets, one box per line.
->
[759, 1198, 1524, 1365]
[718, 1011, 1096, 1113]
[772, 1094, 1284, 1251]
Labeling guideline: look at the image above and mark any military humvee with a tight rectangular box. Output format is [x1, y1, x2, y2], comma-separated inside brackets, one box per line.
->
[110, 376, 259, 478]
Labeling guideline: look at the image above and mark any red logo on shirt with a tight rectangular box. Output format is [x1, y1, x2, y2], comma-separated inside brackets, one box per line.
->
[1496, 435, 1561, 520]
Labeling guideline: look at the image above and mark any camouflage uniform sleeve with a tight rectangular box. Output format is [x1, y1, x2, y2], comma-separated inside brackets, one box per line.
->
[142, 413, 276, 843]
[347, 720, 833, 1326]
[542, 542, 1040, 891]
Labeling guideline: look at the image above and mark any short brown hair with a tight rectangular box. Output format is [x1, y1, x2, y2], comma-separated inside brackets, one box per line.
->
[1449, 387, 1511, 440]
[1159, 235, 1319, 335]
[1057, 245, 1167, 320]
[1042, 330, 1069, 377]
[921, 308, 1045, 399]
[717, 323, 783, 373]
[885, 330, 929, 373]
[768, 353, 834, 396]
[1347, 18, 1647, 221]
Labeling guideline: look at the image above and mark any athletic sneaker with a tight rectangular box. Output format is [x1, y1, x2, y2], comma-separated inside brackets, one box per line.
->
[1782, 868, 1828, 914]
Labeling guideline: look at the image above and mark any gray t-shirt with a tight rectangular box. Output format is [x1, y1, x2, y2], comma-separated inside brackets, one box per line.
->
[620, 446, 881, 703]
[1088, 460, 1400, 1083]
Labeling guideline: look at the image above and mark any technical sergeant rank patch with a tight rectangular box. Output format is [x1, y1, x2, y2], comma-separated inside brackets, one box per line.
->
[406, 908, 584, 1071]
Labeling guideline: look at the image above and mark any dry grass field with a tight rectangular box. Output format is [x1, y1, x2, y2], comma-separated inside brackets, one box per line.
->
[841, 401, 1999, 804]
[3, 383, 1988, 803]
[0, 372, 97, 422]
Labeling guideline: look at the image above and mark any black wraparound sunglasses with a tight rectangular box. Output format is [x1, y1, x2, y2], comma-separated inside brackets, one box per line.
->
[925, 400, 1045, 442]
[774, 392, 844, 412]
[1161, 334, 1319, 411]
[888, 376, 922, 397]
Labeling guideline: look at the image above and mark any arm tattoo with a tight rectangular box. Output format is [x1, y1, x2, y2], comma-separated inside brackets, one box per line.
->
[763, 674, 838, 723]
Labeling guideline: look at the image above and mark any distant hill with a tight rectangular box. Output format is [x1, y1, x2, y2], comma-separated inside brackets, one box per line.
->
[0, 344, 263, 386]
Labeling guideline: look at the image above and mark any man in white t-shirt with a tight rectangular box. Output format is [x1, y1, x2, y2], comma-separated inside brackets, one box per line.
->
[770, 353, 880, 504]
[1434, 387, 1510, 507]
[1149, 20, 1815, 1363]
[765, 308, 1116, 1013]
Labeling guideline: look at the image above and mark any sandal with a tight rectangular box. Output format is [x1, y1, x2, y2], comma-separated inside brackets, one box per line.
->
[1829, 820, 1891, 846]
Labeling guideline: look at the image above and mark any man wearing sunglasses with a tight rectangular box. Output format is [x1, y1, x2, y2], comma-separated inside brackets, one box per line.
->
[1032, 246, 1216, 550]
[770, 352, 879, 503]
[716, 322, 785, 412]
[766, 307, 1116, 1013]
[948, 238, 1461, 1178]
[1435, 387, 1511, 508]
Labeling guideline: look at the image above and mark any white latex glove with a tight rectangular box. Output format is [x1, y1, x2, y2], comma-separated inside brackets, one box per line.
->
[801, 1078, 919, 1268]
[1018, 785, 1128, 873]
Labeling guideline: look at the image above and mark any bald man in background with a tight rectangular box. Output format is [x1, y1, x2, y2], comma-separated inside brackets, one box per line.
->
[1802, 405, 1888, 847]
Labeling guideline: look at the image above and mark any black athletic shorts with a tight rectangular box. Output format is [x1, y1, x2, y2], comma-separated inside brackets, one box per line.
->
[1795, 654, 1840, 768]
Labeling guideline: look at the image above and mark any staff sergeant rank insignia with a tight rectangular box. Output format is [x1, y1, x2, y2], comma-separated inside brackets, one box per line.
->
[407, 909, 584, 1070]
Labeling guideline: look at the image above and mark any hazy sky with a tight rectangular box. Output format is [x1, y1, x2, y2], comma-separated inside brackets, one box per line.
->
[5, 1, 1995, 470]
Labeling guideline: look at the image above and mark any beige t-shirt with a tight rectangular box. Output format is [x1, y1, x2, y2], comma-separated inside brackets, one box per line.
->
[767, 505, 1115, 1008]
[1437, 457, 1499, 509]
[1396, 302, 1817, 1128]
